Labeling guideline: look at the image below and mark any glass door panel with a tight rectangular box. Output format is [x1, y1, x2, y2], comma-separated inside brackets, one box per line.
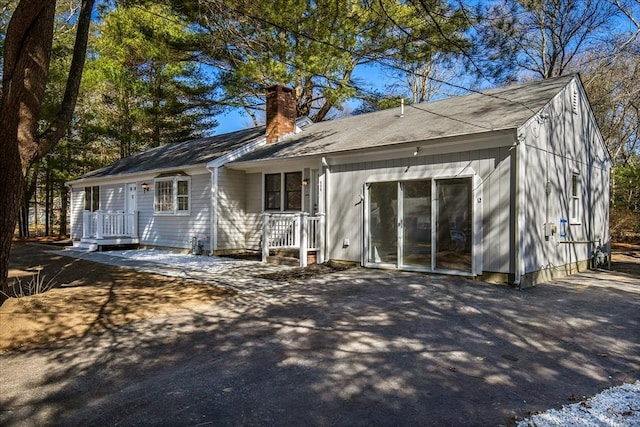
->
[435, 179, 472, 272]
[402, 180, 432, 268]
[368, 182, 398, 264]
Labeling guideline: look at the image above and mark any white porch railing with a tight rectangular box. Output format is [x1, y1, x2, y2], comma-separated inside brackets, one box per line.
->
[262, 212, 324, 267]
[82, 211, 139, 239]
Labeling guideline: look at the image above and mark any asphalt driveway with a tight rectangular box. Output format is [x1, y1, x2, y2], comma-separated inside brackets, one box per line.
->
[1, 263, 639, 426]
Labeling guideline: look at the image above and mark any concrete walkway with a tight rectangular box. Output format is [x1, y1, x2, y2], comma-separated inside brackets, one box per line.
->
[59, 248, 295, 293]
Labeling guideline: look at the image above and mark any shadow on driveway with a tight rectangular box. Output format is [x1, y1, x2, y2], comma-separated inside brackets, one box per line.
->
[1, 267, 639, 426]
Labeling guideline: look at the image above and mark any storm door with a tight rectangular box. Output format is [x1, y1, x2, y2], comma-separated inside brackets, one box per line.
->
[435, 178, 472, 272]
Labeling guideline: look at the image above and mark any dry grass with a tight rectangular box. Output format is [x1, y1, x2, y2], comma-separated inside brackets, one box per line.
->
[1, 243, 235, 352]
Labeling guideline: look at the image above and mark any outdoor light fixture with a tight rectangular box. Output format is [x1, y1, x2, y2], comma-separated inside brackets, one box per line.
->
[413, 147, 420, 156]
[141, 182, 150, 193]
[302, 178, 309, 186]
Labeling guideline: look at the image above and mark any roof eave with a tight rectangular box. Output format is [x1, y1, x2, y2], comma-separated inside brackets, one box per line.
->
[65, 163, 208, 186]
[227, 127, 520, 170]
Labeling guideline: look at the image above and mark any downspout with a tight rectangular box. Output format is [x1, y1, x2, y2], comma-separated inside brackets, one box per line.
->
[206, 165, 219, 255]
[513, 136, 523, 288]
[322, 156, 331, 263]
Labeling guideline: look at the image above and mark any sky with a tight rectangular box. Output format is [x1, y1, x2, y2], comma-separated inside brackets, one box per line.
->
[213, 64, 392, 135]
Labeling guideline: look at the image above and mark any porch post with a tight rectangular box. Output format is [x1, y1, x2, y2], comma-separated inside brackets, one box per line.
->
[82, 211, 89, 239]
[96, 211, 104, 239]
[262, 212, 270, 262]
[299, 212, 308, 267]
[132, 211, 139, 238]
[318, 213, 326, 263]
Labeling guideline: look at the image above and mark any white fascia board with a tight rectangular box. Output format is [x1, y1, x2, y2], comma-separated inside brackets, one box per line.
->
[574, 76, 611, 166]
[226, 156, 322, 173]
[65, 164, 209, 187]
[205, 118, 311, 170]
[206, 136, 268, 169]
[228, 129, 517, 171]
[325, 129, 517, 166]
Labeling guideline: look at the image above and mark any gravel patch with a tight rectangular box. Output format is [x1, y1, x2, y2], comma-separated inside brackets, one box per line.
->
[518, 381, 640, 426]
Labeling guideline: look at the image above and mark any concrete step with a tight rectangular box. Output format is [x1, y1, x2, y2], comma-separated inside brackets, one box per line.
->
[266, 255, 300, 266]
[73, 241, 98, 252]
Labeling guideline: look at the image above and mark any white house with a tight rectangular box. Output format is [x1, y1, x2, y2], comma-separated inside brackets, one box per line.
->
[67, 74, 610, 287]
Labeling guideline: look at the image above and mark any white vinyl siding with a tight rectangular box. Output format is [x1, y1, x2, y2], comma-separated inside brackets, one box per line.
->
[245, 173, 263, 250]
[101, 184, 126, 211]
[520, 78, 610, 275]
[217, 168, 247, 250]
[70, 187, 85, 239]
[137, 172, 209, 250]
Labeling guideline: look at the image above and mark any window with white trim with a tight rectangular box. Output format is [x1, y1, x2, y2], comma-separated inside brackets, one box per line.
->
[265, 173, 281, 210]
[154, 175, 190, 215]
[570, 173, 580, 224]
[264, 171, 302, 211]
[84, 186, 99, 211]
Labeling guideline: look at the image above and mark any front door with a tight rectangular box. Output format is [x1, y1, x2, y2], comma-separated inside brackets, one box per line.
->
[366, 177, 473, 273]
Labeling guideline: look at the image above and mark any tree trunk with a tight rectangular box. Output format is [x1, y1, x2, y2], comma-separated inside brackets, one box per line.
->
[18, 204, 28, 239]
[20, 165, 40, 238]
[0, 0, 95, 300]
[0, 2, 55, 298]
[59, 183, 69, 237]
[45, 162, 52, 236]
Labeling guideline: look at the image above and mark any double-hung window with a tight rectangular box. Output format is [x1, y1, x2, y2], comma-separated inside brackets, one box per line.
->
[84, 186, 99, 211]
[154, 174, 190, 215]
[265, 173, 282, 210]
[570, 173, 581, 224]
[264, 172, 302, 211]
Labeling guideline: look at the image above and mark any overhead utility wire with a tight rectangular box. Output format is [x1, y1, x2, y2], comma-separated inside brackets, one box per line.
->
[131, 2, 540, 118]
[222, 2, 539, 115]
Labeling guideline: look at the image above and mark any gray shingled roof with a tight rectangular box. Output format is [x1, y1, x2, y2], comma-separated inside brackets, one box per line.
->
[232, 74, 576, 163]
[75, 75, 575, 181]
[76, 125, 267, 180]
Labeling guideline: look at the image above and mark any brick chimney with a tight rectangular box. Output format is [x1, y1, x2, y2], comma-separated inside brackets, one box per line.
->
[265, 85, 296, 144]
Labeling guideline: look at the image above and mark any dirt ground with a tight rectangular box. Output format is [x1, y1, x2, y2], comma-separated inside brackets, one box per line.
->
[610, 241, 640, 275]
[1, 243, 235, 352]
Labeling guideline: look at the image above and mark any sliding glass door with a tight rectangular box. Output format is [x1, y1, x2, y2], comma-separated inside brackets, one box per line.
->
[402, 181, 432, 268]
[368, 182, 398, 264]
[435, 179, 472, 272]
[367, 177, 473, 273]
